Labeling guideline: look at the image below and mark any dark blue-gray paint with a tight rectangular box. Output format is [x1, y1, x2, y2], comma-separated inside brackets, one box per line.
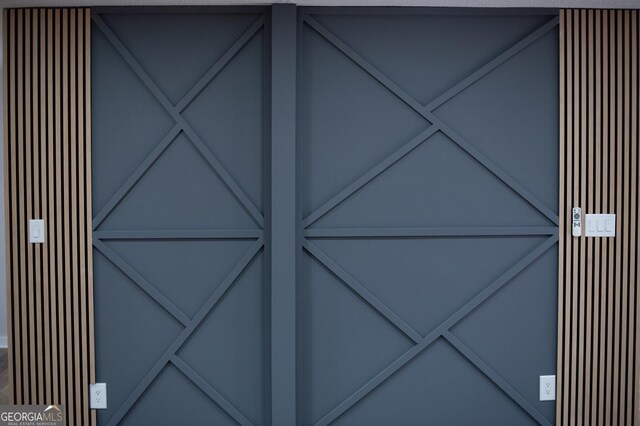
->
[92, 7, 559, 425]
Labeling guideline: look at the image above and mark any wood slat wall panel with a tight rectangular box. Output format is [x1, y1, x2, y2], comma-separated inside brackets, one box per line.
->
[558, 9, 640, 426]
[2, 8, 95, 426]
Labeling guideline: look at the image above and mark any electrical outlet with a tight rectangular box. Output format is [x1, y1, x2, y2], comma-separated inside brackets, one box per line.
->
[90, 383, 107, 409]
[540, 375, 556, 401]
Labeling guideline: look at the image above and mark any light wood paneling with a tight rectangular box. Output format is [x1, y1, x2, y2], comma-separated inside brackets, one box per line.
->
[558, 9, 640, 426]
[3, 8, 95, 426]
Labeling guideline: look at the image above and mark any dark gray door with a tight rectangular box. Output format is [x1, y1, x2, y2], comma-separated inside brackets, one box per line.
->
[92, 7, 559, 426]
[299, 9, 559, 426]
[91, 8, 269, 426]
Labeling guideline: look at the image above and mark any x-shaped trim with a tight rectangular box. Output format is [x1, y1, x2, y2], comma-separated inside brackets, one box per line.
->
[305, 236, 557, 426]
[102, 237, 264, 426]
[90, 12, 267, 425]
[303, 15, 560, 229]
[301, 14, 560, 426]
[91, 12, 265, 230]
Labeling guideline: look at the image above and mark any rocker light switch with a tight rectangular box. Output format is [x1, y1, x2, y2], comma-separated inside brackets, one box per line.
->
[585, 214, 616, 237]
[29, 219, 45, 243]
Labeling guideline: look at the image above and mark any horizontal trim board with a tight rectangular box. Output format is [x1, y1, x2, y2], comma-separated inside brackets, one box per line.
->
[304, 227, 559, 238]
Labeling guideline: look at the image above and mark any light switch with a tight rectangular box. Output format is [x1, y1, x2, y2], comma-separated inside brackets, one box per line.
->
[29, 219, 45, 243]
[606, 218, 614, 232]
[585, 214, 615, 237]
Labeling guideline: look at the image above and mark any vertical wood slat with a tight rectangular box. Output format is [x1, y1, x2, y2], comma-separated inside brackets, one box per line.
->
[2, 8, 95, 426]
[558, 9, 640, 426]
[557, 9, 566, 425]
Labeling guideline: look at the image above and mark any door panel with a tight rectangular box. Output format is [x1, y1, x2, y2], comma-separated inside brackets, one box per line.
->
[92, 7, 559, 426]
[300, 10, 559, 426]
[91, 9, 268, 425]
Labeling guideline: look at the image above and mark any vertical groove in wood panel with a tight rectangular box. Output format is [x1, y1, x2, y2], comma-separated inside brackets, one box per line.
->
[60, 9, 73, 425]
[2, 8, 95, 425]
[77, 10, 89, 426]
[584, 11, 594, 426]
[53, 8, 65, 413]
[563, 10, 574, 426]
[17, 10, 29, 404]
[68, 10, 80, 425]
[578, 10, 587, 425]
[591, 10, 602, 425]
[626, 10, 638, 425]
[9, 9, 22, 405]
[39, 8, 50, 406]
[46, 8, 58, 406]
[627, 11, 640, 425]
[572, 10, 580, 426]
[84, 7, 97, 424]
[557, 9, 566, 426]
[31, 9, 43, 405]
[599, 11, 609, 426]
[559, 9, 640, 426]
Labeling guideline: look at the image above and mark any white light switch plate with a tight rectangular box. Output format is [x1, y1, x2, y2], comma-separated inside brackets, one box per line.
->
[585, 214, 616, 237]
[28, 219, 45, 243]
[90, 383, 107, 409]
[540, 375, 556, 401]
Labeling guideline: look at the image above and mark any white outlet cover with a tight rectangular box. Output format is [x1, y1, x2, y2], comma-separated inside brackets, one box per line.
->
[90, 383, 107, 409]
[539, 375, 556, 401]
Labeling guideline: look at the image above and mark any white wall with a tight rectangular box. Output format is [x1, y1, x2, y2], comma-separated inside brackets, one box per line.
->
[0, 0, 638, 349]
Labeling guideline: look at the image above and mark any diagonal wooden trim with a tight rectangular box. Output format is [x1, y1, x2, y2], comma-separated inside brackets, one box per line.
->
[92, 239, 190, 326]
[105, 237, 264, 426]
[443, 331, 552, 426]
[170, 355, 254, 426]
[304, 15, 559, 227]
[303, 238, 423, 343]
[91, 124, 181, 229]
[425, 112, 560, 225]
[314, 235, 558, 426]
[91, 12, 265, 228]
[302, 125, 438, 228]
[304, 226, 559, 238]
[93, 229, 263, 240]
[424, 16, 559, 112]
[174, 15, 265, 112]
[304, 15, 427, 116]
